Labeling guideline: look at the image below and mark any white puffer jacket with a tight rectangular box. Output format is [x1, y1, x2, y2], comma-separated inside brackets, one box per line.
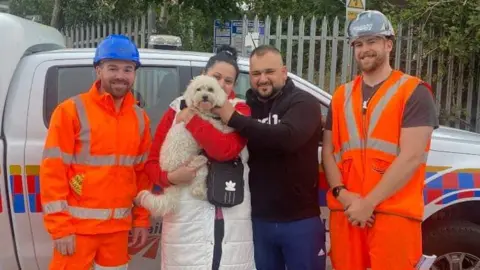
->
[160, 97, 255, 270]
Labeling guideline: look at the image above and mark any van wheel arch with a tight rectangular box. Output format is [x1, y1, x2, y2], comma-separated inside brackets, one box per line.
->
[423, 220, 480, 269]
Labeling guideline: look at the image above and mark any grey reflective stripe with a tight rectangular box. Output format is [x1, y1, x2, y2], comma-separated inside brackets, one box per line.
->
[43, 200, 131, 220]
[113, 208, 131, 219]
[69, 206, 131, 220]
[135, 151, 148, 164]
[333, 152, 342, 163]
[94, 263, 128, 270]
[367, 138, 399, 156]
[133, 105, 145, 139]
[343, 81, 361, 148]
[43, 200, 68, 214]
[42, 147, 73, 164]
[368, 74, 410, 135]
[42, 95, 146, 166]
[334, 74, 428, 163]
[333, 81, 362, 162]
[117, 151, 148, 166]
[72, 95, 92, 165]
[367, 138, 430, 162]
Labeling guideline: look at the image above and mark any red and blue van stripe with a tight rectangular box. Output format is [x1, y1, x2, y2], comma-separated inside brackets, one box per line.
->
[9, 165, 42, 213]
[317, 166, 480, 207]
[9, 165, 25, 213]
[25, 165, 42, 213]
[424, 167, 480, 205]
[7, 164, 480, 213]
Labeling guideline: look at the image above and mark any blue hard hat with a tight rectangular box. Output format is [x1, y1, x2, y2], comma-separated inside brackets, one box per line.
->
[94, 34, 141, 68]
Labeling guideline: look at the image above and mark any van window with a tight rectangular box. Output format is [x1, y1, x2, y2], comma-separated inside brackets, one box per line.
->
[235, 72, 250, 99]
[44, 65, 189, 130]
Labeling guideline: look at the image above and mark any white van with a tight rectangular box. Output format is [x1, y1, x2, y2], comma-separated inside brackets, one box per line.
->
[1, 13, 479, 270]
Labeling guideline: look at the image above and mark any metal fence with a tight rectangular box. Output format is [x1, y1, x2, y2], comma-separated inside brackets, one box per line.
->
[62, 14, 480, 132]
[62, 11, 156, 49]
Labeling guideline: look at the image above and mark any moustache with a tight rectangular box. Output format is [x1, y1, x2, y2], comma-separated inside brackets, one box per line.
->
[360, 51, 377, 59]
[111, 80, 129, 85]
[257, 81, 272, 87]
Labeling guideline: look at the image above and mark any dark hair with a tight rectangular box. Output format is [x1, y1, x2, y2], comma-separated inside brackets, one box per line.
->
[205, 45, 240, 80]
[250, 44, 282, 59]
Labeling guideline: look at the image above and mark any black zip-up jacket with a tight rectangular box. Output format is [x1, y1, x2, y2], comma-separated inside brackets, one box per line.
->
[228, 78, 323, 221]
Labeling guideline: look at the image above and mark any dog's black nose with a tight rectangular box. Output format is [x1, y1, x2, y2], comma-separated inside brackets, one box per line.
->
[202, 95, 209, 101]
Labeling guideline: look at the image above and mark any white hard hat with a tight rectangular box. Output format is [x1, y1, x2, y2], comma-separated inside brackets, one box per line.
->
[347, 10, 395, 43]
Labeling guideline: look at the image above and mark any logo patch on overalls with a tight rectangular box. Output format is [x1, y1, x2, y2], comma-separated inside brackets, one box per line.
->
[69, 174, 85, 195]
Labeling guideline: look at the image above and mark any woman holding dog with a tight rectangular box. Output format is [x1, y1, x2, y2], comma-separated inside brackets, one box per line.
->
[144, 45, 255, 270]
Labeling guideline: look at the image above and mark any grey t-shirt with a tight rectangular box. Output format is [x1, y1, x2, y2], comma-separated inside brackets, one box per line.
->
[325, 80, 439, 131]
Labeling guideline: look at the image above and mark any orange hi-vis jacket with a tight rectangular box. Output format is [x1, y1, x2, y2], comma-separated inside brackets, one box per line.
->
[40, 80, 152, 240]
[326, 70, 432, 221]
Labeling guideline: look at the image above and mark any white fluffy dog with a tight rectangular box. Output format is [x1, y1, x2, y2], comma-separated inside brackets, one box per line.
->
[136, 75, 235, 217]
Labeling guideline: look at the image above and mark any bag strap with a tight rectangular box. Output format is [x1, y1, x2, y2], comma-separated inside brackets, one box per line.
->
[200, 149, 241, 163]
[180, 99, 187, 110]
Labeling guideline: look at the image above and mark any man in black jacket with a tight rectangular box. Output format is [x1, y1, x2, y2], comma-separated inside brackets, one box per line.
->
[213, 45, 325, 270]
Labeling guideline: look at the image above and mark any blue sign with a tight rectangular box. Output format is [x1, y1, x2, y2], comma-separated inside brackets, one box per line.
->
[213, 20, 232, 52]
[213, 19, 265, 53]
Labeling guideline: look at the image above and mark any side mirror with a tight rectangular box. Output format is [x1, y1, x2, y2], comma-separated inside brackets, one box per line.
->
[132, 89, 146, 108]
[318, 147, 322, 165]
[319, 114, 326, 146]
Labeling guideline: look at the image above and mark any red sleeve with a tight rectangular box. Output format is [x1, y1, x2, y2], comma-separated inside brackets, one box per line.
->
[144, 108, 176, 188]
[185, 101, 251, 161]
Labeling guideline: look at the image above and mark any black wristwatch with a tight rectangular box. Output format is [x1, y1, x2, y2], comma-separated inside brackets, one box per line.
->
[332, 185, 347, 198]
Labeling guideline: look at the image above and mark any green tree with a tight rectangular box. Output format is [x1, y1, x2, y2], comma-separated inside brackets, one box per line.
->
[9, 0, 150, 28]
[243, 0, 345, 20]
[9, 0, 54, 24]
[152, 0, 243, 51]
[242, 0, 386, 21]
[9, 0, 243, 49]
[380, 0, 480, 59]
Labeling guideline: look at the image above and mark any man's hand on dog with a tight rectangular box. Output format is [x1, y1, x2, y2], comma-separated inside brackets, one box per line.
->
[167, 155, 206, 185]
[212, 101, 236, 123]
[175, 108, 196, 124]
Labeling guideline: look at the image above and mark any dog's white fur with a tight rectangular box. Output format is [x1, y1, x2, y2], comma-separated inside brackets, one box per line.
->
[136, 75, 235, 217]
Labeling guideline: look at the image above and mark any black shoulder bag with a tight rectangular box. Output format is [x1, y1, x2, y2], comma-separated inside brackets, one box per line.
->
[179, 100, 245, 207]
[203, 151, 245, 208]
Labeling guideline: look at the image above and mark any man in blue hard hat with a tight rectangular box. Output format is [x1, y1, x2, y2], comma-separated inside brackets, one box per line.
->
[40, 34, 152, 269]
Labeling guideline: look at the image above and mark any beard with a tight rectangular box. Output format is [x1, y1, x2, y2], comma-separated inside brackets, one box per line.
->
[357, 50, 387, 73]
[253, 80, 283, 99]
[104, 79, 132, 99]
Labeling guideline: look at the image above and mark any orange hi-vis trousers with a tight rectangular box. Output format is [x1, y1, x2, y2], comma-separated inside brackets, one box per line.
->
[329, 211, 422, 270]
[49, 231, 129, 270]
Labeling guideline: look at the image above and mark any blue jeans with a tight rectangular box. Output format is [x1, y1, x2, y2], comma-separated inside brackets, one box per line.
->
[253, 216, 326, 270]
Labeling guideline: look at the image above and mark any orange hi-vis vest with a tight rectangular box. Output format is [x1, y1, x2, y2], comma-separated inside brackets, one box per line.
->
[40, 80, 152, 240]
[326, 70, 432, 221]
